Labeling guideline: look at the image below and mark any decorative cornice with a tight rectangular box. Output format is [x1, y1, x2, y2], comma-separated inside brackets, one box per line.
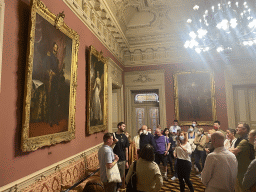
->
[62, 0, 131, 65]
[124, 45, 256, 67]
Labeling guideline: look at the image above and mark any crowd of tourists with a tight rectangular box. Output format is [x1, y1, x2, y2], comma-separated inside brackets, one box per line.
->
[98, 121, 256, 192]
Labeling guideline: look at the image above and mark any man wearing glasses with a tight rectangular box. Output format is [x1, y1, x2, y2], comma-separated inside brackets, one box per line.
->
[230, 123, 253, 192]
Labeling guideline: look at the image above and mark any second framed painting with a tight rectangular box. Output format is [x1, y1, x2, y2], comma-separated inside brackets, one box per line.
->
[174, 71, 217, 126]
[86, 46, 108, 134]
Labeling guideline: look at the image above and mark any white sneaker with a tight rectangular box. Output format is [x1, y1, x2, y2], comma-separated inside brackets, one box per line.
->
[171, 176, 177, 180]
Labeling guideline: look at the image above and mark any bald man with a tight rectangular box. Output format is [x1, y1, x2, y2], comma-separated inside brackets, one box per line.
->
[139, 125, 156, 151]
[201, 132, 238, 192]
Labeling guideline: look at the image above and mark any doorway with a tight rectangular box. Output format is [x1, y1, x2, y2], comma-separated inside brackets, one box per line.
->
[131, 90, 159, 136]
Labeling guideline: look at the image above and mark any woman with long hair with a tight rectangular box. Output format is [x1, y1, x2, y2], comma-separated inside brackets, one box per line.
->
[174, 131, 194, 192]
[163, 128, 175, 173]
[126, 144, 163, 192]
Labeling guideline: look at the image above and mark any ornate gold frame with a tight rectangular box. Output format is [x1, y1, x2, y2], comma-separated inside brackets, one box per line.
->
[86, 46, 108, 134]
[21, 0, 79, 152]
[174, 71, 217, 126]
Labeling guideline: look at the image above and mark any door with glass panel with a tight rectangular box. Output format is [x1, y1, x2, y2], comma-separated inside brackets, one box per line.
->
[234, 86, 256, 130]
[132, 91, 159, 137]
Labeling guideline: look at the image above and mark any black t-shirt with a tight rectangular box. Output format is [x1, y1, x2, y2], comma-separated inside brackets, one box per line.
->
[113, 133, 130, 161]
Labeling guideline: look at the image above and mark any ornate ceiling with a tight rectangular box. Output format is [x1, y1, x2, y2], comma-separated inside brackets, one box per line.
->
[64, 0, 255, 66]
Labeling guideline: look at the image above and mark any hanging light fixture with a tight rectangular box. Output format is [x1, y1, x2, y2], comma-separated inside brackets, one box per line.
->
[184, 0, 256, 53]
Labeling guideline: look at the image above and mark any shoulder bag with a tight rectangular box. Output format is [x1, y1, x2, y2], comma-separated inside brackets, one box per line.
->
[106, 162, 122, 183]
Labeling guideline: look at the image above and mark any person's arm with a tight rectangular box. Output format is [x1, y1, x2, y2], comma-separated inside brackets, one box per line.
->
[179, 142, 192, 154]
[199, 135, 207, 148]
[125, 147, 129, 168]
[193, 136, 200, 145]
[229, 148, 241, 156]
[201, 155, 215, 186]
[150, 135, 157, 150]
[230, 139, 248, 156]
[242, 160, 256, 190]
[106, 154, 119, 169]
[154, 174, 163, 191]
[125, 162, 134, 184]
[173, 148, 177, 158]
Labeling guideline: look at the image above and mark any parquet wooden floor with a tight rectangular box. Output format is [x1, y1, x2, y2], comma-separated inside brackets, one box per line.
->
[159, 164, 206, 192]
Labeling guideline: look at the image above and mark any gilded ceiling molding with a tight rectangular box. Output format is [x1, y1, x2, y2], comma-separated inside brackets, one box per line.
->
[62, 0, 130, 64]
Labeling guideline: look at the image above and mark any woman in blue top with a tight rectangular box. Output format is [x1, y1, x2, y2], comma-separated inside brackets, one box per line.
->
[163, 128, 175, 173]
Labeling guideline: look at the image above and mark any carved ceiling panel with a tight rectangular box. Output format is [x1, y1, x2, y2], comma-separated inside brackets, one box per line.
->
[66, 0, 253, 66]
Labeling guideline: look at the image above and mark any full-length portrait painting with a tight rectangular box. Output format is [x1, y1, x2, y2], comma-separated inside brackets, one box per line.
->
[174, 71, 216, 126]
[87, 46, 107, 134]
[21, 0, 79, 152]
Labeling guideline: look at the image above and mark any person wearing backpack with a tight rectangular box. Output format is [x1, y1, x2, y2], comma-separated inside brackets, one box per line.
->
[126, 144, 163, 192]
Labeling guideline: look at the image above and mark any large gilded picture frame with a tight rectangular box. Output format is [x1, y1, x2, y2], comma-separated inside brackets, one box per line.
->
[21, 0, 79, 152]
[174, 71, 216, 126]
[86, 46, 108, 134]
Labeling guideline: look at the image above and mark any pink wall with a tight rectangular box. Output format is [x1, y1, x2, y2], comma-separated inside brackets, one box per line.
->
[124, 63, 228, 132]
[0, 0, 123, 187]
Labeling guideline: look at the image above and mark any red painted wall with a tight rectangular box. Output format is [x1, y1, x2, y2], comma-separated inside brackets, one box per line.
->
[124, 63, 228, 132]
[0, 0, 123, 187]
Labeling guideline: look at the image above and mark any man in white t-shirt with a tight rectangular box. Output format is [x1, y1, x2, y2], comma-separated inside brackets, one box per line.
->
[201, 132, 238, 192]
[169, 120, 181, 135]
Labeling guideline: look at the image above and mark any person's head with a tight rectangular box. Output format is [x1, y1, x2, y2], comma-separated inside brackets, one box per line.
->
[117, 122, 126, 132]
[141, 125, 148, 134]
[163, 128, 170, 136]
[173, 120, 178, 126]
[236, 122, 250, 136]
[226, 128, 236, 140]
[178, 131, 188, 143]
[53, 42, 58, 54]
[155, 128, 162, 136]
[192, 121, 197, 127]
[148, 128, 152, 134]
[213, 120, 221, 131]
[138, 128, 142, 135]
[140, 144, 155, 161]
[188, 126, 194, 132]
[211, 131, 225, 148]
[197, 128, 204, 136]
[207, 129, 216, 140]
[103, 133, 113, 146]
[125, 132, 132, 142]
[248, 129, 256, 144]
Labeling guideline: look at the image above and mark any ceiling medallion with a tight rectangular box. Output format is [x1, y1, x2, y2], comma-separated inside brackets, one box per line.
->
[184, 0, 256, 54]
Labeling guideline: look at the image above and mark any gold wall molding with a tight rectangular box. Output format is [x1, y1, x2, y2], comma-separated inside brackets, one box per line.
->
[0, 143, 103, 192]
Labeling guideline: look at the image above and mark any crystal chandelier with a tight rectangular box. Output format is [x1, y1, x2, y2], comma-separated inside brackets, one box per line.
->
[184, 0, 256, 54]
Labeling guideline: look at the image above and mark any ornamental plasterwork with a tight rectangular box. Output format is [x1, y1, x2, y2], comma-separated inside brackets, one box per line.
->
[108, 58, 123, 86]
[133, 74, 155, 83]
[63, 0, 129, 63]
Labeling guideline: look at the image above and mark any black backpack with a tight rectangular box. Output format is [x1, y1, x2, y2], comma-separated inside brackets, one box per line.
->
[126, 161, 138, 192]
